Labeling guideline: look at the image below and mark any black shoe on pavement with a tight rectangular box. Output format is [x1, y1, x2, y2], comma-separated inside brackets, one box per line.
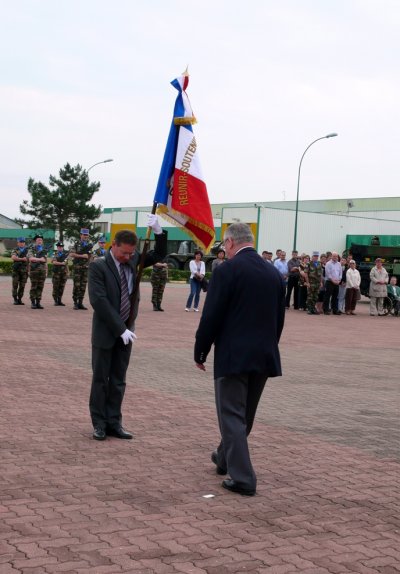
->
[31, 300, 37, 309]
[58, 299, 66, 306]
[13, 298, 19, 305]
[77, 301, 88, 310]
[73, 301, 79, 310]
[157, 305, 165, 312]
[153, 304, 159, 311]
[18, 299, 24, 305]
[36, 301, 44, 309]
[106, 427, 133, 439]
[222, 479, 255, 496]
[211, 451, 227, 475]
[93, 427, 106, 441]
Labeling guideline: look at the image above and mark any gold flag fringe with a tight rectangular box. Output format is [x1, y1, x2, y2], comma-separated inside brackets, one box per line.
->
[156, 204, 215, 253]
[173, 116, 197, 126]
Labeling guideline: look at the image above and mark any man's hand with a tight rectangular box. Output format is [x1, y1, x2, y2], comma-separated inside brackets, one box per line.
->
[147, 214, 163, 235]
[120, 329, 137, 345]
[196, 363, 206, 371]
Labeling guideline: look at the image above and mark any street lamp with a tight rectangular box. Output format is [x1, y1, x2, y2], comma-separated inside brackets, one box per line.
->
[87, 159, 114, 173]
[293, 133, 338, 251]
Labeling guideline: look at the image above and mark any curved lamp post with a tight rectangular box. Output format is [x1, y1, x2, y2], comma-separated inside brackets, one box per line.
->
[87, 158, 113, 173]
[293, 133, 338, 251]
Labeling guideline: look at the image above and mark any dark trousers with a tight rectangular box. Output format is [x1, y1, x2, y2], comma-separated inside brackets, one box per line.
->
[323, 280, 339, 312]
[214, 373, 267, 491]
[285, 275, 299, 308]
[345, 287, 358, 312]
[89, 339, 132, 430]
[298, 285, 308, 309]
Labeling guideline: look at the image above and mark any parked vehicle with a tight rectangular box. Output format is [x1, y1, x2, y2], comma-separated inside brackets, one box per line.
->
[165, 240, 223, 271]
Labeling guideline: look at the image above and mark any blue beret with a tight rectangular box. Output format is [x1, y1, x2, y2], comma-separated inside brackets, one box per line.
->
[17, 237, 26, 242]
[80, 228, 90, 235]
[98, 237, 106, 243]
[312, 251, 319, 256]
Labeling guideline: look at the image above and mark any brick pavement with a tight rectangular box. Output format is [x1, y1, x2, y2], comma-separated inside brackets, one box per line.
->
[0, 276, 399, 573]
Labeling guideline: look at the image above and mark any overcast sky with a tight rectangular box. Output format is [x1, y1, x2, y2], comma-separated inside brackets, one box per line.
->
[1, 0, 399, 220]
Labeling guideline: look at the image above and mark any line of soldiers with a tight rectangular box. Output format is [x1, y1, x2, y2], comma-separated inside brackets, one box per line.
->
[11, 228, 107, 310]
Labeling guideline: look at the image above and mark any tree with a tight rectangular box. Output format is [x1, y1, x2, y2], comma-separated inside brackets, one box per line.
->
[19, 163, 102, 242]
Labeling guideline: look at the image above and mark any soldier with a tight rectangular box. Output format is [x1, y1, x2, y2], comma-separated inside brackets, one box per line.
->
[28, 234, 48, 309]
[11, 237, 29, 305]
[92, 237, 107, 260]
[52, 241, 69, 306]
[150, 261, 168, 311]
[70, 228, 93, 310]
[304, 251, 323, 315]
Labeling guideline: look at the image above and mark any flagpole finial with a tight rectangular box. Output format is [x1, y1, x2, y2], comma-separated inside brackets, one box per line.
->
[182, 66, 189, 77]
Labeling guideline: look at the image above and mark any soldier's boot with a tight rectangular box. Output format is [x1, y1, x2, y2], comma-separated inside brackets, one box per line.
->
[13, 297, 19, 305]
[73, 299, 79, 310]
[157, 304, 165, 312]
[18, 298, 24, 305]
[153, 303, 159, 311]
[36, 300, 44, 309]
[54, 298, 60, 306]
[77, 299, 88, 310]
[58, 298, 66, 306]
[31, 299, 37, 309]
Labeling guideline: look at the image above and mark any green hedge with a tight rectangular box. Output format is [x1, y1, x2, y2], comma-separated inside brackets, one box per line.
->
[0, 260, 211, 283]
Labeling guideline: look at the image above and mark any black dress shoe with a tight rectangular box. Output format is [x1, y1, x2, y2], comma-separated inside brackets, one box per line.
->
[222, 479, 255, 496]
[106, 427, 133, 439]
[157, 306, 165, 312]
[93, 427, 106, 441]
[211, 451, 227, 475]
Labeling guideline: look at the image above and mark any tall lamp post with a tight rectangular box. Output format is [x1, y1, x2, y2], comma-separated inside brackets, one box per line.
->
[293, 133, 338, 251]
[87, 158, 113, 173]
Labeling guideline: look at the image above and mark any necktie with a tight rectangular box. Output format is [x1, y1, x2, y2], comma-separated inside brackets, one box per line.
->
[119, 264, 130, 322]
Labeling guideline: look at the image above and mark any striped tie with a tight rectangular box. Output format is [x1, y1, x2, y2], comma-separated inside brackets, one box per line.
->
[120, 264, 130, 322]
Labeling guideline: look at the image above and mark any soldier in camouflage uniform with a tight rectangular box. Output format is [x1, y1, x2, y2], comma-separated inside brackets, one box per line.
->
[92, 237, 107, 260]
[70, 228, 93, 310]
[52, 241, 69, 306]
[28, 234, 48, 309]
[304, 251, 323, 315]
[11, 237, 29, 305]
[150, 261, 168, 311]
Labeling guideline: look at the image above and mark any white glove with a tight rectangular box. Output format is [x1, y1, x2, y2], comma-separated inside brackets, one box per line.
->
[147, 214, 162, 235]
[120, 329, 137, 345]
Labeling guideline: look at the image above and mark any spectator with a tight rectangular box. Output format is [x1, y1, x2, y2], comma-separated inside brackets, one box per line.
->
[273, 249, 282, 262]
[274, 251, 288, 296]
[338, 256, 348, 312]
[185, 250, 205, 312]
[387, 276, 400, 316]
[345, 260, 361, 315]
[369, 258, 389, 316]
[286, 250, 301, 310]
[212, 249, 225, 271]
[323, 252, 342, 315]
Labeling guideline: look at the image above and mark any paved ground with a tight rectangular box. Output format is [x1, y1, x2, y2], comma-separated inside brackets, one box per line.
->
[0, 276, 399, 574]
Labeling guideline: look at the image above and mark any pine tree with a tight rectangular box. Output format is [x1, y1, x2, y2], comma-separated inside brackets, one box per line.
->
[19, 163, 102, 242]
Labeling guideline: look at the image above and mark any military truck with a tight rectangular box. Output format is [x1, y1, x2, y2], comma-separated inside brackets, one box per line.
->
[165, 240, 223, 271]
[344, 236, 400, 296]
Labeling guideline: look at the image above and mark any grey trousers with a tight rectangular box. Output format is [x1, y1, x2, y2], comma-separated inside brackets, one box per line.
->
[214, 372, 267, 491]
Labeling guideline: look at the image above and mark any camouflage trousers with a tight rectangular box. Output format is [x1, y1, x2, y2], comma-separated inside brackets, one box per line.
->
[29, 268, 46, 301]
[151, 270, 167, 306]
[52, 269, 68, 301]
[306, 281, 320, 311]
[12, 268, 28, 299]
[72, 266, 88, 302]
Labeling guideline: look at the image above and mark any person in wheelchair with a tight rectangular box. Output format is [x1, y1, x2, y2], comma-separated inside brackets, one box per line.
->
[387, 276, 400, 316]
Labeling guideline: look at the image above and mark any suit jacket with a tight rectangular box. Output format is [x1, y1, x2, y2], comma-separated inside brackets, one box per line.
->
[195, 247, 286, 378]
[89, 232, 167, 349]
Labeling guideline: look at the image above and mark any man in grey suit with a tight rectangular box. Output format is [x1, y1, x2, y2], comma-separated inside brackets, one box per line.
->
[195, 223, 285, 495]
[88, 215, 167, 441]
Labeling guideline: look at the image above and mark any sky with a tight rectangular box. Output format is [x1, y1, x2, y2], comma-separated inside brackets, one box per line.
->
[1, 0, 400, 220]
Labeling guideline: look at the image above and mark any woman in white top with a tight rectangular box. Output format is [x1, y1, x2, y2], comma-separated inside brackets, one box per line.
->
[345, 260, 361, 315]
[185, 250, 206, 312]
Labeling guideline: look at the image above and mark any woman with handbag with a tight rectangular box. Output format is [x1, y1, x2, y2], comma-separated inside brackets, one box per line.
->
[185, 250, 205, 312]
[345, 259, 361, 315]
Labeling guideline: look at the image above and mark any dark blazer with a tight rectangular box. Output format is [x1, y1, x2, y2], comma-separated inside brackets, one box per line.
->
[195, 247, 286, 378]
[88, 232, 167, 349]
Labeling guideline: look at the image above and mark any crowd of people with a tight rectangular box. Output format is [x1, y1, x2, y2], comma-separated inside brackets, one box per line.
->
[260, 248, 400, 317]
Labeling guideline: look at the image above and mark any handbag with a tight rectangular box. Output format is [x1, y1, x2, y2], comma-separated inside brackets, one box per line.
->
[200, 278, 209, 292]
[356, 288, 361, 301]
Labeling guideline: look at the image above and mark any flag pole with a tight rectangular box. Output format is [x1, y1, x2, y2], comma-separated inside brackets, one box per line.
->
[126, 201, 157, 330]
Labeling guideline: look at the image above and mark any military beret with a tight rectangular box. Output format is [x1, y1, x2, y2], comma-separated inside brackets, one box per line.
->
[56, 241, 63, 247]
[33, 234, 44, 240]
[80, 228, 90, 235]
[17, 237, 26, 242]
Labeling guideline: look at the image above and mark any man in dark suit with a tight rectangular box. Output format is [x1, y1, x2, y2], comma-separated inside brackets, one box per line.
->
[88, 215, 167, 441]
[195, 222, 285, 495]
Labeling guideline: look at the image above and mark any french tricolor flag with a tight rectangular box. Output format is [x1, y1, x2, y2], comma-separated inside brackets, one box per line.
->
[154, 72, 215, 252]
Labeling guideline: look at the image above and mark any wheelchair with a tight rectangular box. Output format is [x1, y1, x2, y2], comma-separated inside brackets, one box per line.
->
[383, 294, 399, 316]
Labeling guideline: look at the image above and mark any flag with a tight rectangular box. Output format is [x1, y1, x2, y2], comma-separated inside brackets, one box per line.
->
[154, 71, 215, 252]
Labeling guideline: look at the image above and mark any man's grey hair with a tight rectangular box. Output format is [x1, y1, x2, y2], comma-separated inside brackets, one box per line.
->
[224, 222, 254, 244]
